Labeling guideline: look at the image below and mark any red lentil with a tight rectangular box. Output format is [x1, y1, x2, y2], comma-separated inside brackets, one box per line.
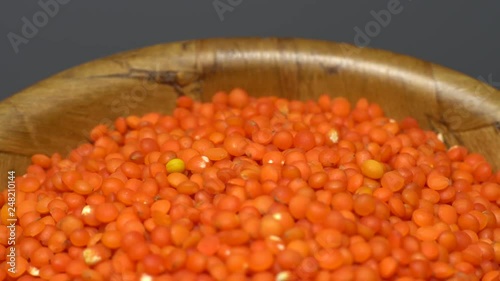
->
[2, 89, 500, 280]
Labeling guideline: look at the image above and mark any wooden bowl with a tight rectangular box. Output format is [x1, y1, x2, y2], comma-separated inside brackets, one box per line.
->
[0, 38, 499, 188]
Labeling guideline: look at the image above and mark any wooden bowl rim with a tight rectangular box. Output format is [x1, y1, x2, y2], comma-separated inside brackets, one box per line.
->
[0, 37, 499, 189]
[0, 37, 498, 158]
[3, 37, 498, 105]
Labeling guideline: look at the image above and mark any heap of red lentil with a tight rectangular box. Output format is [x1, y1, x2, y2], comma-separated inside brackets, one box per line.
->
[1, 88, 500, 281]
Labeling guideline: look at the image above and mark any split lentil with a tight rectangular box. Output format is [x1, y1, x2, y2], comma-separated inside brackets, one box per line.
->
[1, 89, 499, 280]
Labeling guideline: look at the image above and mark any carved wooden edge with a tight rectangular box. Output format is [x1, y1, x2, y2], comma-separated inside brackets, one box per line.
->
[0, 38, 498, 190]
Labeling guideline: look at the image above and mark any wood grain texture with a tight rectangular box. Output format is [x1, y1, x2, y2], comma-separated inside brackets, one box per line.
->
[0, 38, 498, 189]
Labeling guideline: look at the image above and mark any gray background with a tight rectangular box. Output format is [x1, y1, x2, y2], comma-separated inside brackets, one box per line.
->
[1, 1, 499, 101]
